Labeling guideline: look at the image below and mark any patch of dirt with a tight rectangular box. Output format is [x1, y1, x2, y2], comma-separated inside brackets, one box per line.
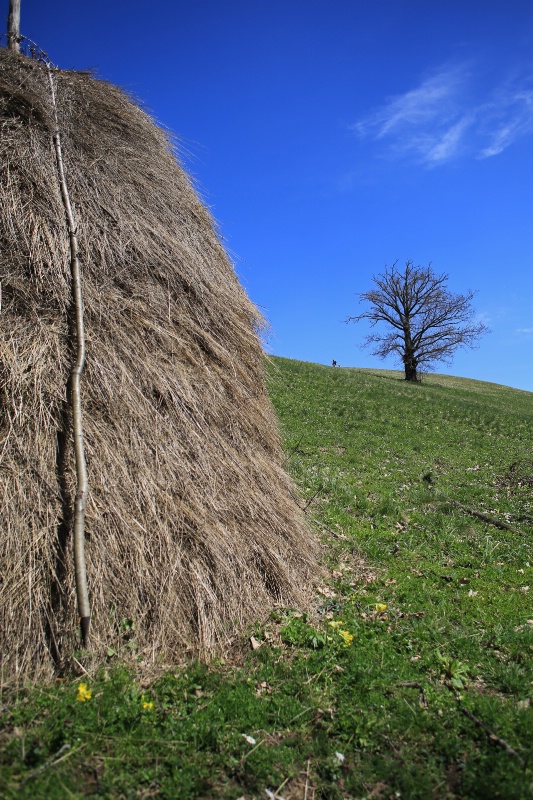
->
[496, 458, 533, 492]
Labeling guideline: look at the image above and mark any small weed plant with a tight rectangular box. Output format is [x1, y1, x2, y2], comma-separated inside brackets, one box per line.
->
[1, 359, 532, 798]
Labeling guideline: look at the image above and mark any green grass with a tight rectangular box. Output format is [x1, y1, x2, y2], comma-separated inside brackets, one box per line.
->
[2, 357, 533, 799]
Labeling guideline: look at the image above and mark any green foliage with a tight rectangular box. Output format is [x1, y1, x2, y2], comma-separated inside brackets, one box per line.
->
[437, 651, 471, 689]
[280, 612, 328, 649]
[1, 359, 532, 799]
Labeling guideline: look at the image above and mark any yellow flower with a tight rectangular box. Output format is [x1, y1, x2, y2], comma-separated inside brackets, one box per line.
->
[375, 603, 387, 612]
[328, 620, 343, 629]
[76, 682, 92, 702]
[339, 630, 353, 647]
[141, 694, 154, 710]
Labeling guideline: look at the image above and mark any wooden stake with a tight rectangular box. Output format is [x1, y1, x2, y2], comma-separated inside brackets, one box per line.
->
[47, 67, 91, 644]
[7, 0, 21, 52]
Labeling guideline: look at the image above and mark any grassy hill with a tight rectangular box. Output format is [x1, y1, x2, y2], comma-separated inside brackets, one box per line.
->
[2, 358, 532, 799]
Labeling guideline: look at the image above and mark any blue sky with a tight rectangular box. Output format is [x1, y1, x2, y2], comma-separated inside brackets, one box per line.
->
[14, 1, 533, 391]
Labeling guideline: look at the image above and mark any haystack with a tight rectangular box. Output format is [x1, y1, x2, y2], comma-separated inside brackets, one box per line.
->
[0, 48, 318, 679]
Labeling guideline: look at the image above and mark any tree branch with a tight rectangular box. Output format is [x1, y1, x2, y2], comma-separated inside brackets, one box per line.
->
[460, 707, 526, 768]
[48, 67, 91, 645]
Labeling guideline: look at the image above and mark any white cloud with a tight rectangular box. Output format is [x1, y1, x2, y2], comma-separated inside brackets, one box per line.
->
[353, 65, 533, 166]
[479, 89, 533, 157]
[425, 115, 474, 164]
[516, 327, 533, 335]
[354, 67, 463, 141]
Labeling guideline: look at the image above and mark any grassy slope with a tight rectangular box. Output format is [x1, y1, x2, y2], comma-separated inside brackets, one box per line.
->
[2, 358, 532, 799]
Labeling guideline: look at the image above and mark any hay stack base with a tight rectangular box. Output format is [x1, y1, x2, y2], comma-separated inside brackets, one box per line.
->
[0, 49, 318, 680]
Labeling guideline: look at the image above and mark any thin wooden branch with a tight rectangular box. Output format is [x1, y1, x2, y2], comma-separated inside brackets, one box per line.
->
[303, 759, 311, 800]
[447, 498, 520, 534]
[460, 707, 526, 769]
[47, 67, 91, 644]
[22, 743, 72, 783]
[303, 484, 324, 513]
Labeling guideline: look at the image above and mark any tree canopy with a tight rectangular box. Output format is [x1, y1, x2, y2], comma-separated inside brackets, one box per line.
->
[347, 261, 489, 381]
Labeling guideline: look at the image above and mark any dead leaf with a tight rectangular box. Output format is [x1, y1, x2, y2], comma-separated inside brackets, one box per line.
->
[317, 586, 337, 598]
[368, 781, 388, 798]
[249, 636, 262, 650]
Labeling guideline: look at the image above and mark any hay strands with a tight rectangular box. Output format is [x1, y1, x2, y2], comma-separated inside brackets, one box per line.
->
[0, 49, 318, 678]
[47, 65, 90, 644]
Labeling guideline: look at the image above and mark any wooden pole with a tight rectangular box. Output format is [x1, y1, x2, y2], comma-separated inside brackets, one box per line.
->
[7, 0, 21, 52]
[48, 67, 91, 645]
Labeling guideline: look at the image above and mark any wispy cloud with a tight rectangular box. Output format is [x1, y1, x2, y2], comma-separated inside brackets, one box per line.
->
[426, 115, 474, 163]
[354, 67, 463, 138]
[353, 64, 533, 166]
[516, 327, 533, 335]
[479, 89, 533, 157]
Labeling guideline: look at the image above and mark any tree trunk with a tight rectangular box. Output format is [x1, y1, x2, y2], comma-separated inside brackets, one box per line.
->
[404, 361, 418, 382]
[403, 327, 418, 382]
[7, 0, 21, 52]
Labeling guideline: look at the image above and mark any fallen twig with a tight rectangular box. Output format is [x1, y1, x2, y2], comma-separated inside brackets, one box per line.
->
[272, 775, 290, 797]
[304, 758, 311, 800]
[303, 484, 324, 513]
[241, 738, 265, 761]
[288, 705, 314, 724]
[460, 707, 526, 768]
[71, 656, 89, 675]
[22, 743, 74, 782]
[446, 498, 520, 534]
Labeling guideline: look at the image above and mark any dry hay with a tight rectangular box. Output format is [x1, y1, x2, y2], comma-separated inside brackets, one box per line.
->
[0, 49, 318, 680]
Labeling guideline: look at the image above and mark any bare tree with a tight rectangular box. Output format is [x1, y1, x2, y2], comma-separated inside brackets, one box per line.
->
[7, 0, 21, 52]
[347, 261, 489, 382]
